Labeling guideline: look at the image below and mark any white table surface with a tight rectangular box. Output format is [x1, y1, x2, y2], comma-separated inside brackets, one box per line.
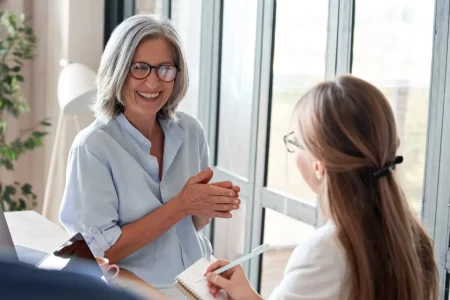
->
[5, 210, 70, 254]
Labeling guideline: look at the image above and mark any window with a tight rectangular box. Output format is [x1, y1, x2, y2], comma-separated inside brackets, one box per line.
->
[170, 0, 203, 118]
[104, 0, 164, 47]
[260, 209, 315, 298]
[211, 0, 259, 263]
[135, 0, 163, 14]
[266, 0, 329, 203]
[351, 0, 434, 214]
[216, 0, 258, 178]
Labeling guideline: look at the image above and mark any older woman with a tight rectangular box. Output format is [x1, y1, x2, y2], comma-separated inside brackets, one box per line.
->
[59, 14, 240, 287]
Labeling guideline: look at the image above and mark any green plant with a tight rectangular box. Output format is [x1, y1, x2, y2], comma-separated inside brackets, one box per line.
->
[0, 11, 51, 211]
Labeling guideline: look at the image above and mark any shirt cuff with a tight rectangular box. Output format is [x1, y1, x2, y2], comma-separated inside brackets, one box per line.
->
[86, 225, 122, 257]
[197, 231, 213, 259]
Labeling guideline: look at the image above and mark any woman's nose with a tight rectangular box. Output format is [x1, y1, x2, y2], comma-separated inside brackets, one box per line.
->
[144, 69, 160, 89]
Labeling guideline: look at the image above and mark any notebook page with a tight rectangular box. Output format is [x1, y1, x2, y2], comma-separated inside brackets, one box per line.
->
[176, 258, 228, 300]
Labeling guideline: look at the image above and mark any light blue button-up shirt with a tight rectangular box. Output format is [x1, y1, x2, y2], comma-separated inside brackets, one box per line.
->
[59, 112, 213, 285]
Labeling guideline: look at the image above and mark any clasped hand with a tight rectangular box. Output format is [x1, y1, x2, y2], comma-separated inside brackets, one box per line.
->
[176, 167, 241, 219]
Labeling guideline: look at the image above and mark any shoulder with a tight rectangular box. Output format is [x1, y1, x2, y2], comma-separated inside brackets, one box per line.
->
[70, 118, 119, 154]
[175, 111, 206, 135]
[269, 222, 347, 299]
[288, 222, 345, 270]
[173, 111, 207, 149]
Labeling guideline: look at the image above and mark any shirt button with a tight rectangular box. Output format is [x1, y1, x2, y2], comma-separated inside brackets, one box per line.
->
[89, 227, 98, 234]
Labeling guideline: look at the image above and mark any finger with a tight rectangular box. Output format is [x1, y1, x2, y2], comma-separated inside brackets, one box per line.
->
[189, 167, 213, 184]
[209, 196, 240, 205]
[210, 285, 217, 295]
[206, 273, 230, 290]
[204, 260, 231, 275]
[214, 204, 239, 212]
[231, 186, 240, 193]
[208, 185, 236, 197]
[210, 211, 232, 218]
[219, 268, 235, 279]
[211, 181, 233, 189]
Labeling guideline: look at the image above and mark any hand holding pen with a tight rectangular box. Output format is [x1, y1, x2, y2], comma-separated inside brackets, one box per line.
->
[201, 244, 269, 300]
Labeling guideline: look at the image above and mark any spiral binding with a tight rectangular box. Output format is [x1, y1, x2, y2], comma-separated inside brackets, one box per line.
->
[174, 280, 203, 300]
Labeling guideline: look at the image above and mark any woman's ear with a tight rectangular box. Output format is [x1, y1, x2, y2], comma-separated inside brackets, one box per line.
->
[313, 160, 325, 180]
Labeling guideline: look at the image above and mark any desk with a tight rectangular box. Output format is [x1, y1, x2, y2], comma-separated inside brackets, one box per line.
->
[5, 210, 171, 300]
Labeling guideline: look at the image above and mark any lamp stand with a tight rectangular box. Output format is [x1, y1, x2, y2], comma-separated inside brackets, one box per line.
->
[42, 111, 64, 218]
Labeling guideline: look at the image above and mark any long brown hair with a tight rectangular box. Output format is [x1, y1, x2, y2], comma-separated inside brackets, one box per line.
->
[295, 75, 438, 300]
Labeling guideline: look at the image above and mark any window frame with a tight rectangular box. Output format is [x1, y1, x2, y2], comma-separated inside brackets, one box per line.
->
[103, 0, 136, 47]
[421, 0, 450, 298]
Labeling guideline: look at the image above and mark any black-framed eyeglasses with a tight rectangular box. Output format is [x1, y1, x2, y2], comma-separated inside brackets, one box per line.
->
[283, 131, 302, 153]
[129, 62, 179, 82]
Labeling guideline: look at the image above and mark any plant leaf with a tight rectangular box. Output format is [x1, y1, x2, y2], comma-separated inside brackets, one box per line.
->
[18, 198, 26, 210]
[4, 185, 16, 196]
[40, 120, 51, 126]
[21, 183, 32, 195]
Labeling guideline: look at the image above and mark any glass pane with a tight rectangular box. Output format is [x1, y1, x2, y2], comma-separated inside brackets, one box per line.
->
[266, 0, 329, 203]
[216, 0, 258, 178]
[213, 201, 248, 261]
[260, 209, 315, 298]
[171, 0, 203, 118]
[135, 0, 163, 14]
[352, 0, 434, 215]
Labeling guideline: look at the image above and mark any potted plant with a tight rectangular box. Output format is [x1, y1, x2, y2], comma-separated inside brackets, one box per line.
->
[0, 11, 51, 211]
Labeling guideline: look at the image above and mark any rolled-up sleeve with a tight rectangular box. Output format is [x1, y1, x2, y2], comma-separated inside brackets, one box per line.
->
[59, 146, 122, 257]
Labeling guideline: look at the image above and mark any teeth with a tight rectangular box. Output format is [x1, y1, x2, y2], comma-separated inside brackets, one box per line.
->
[137, 91, 160, 99]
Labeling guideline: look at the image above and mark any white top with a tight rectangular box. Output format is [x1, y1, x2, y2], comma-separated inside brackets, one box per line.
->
[269, 222, 347, 300]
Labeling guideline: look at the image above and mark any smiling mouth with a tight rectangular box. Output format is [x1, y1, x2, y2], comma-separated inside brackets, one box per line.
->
[137, 91, 161, 100]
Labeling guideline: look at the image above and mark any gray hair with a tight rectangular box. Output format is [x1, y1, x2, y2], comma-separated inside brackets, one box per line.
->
[92, 14, 189, 123]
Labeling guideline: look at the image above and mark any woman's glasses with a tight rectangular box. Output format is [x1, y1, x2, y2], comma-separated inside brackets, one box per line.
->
[129, 62, 179, 82]
[283, 131, 303, 153]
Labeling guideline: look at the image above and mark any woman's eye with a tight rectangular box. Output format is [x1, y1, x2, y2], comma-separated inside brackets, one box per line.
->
[134, 64, 147, 70]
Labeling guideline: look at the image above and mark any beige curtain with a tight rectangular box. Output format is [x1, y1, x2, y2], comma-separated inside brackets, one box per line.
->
[0, 0, 104, 225]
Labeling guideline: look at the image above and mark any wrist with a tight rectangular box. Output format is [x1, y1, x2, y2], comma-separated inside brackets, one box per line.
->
[172, 194, 189, 218]
[193, 216, 211, 231]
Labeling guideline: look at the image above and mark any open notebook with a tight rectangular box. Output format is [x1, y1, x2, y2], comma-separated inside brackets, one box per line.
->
[173, 257, 228, 300]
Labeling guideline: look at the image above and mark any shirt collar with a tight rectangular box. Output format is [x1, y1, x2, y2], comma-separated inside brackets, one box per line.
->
[114, 113, 185, 177]
[159, 117, 185, 179]
[115, 113, 152, 149]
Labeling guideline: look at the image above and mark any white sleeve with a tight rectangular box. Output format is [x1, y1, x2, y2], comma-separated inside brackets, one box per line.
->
[268, 227, 346, 300]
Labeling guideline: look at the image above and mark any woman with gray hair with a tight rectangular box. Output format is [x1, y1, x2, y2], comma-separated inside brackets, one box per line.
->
[59, 14, 240, 288]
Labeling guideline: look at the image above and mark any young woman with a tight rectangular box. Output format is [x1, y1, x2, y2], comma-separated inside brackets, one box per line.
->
[204, 75, 438, 300]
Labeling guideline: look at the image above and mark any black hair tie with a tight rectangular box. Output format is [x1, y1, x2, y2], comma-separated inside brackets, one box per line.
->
[372, 156, 403, 179]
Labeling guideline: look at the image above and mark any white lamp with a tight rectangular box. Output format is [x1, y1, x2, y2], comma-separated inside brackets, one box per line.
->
[42, 60, 97, 218]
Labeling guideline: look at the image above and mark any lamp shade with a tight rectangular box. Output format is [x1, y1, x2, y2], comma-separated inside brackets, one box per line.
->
[57, 63, 97, 116]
